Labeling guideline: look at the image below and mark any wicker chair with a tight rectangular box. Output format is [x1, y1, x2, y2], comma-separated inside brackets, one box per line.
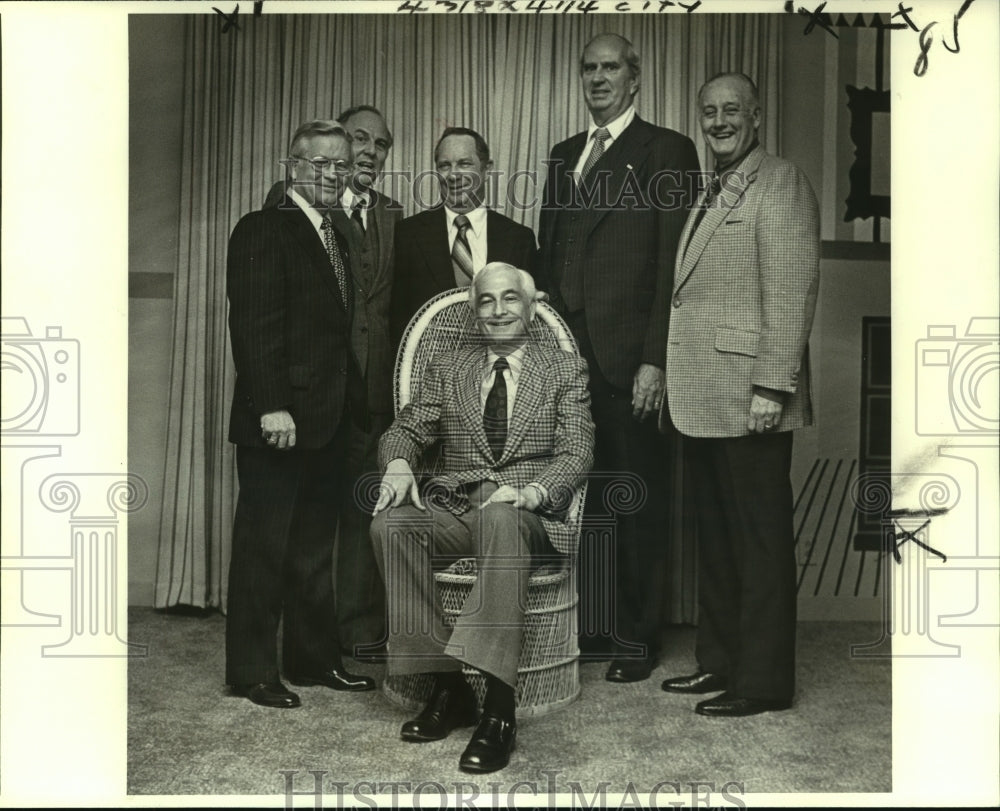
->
[381, 288, 586, 718]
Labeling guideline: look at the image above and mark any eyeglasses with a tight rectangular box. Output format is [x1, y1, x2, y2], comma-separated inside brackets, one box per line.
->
[290, 155, 352, 175]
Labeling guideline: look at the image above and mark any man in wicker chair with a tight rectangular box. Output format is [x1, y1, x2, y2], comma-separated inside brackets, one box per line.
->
[371, 262, 594, 774]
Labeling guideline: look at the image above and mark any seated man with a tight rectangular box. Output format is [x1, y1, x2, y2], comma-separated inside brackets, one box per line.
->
[370, 262, 594, 774]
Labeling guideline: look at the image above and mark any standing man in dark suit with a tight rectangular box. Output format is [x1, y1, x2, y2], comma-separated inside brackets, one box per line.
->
[660, 74, 819, 717]
[538, 33, 700, 682]
[390, 127, 536, 342]
[225, 120, 376, 708]
[264, 105, 402, 659]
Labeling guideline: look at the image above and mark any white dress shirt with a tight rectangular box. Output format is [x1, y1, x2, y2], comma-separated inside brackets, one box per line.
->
[572, 105, 636, 180]
[445, 205, 488, 277]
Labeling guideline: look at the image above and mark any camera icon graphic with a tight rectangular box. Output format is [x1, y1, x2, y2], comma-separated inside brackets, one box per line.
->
[0, 317, 80, 436]
[915, 317, 999, 436]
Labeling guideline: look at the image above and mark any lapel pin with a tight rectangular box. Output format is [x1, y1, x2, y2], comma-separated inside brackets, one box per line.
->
[626, 163, 633, 171]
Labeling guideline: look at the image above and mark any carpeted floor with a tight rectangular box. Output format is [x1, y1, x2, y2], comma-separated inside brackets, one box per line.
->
[127, 608, 891, 798]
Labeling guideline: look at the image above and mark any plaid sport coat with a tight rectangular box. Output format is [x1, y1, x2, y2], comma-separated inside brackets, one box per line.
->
[378, 341, 594, 554]
[663, 146, 820, 438]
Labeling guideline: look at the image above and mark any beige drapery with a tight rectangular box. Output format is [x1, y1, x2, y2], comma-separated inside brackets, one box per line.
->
[154, 13, 782, 618]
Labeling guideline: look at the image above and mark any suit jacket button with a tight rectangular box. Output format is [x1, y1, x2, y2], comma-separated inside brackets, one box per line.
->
[672, 297, 681, 308]
[339, 367, 347, 374]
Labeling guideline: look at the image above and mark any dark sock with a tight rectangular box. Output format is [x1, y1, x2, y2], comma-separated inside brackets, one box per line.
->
[434, 670, 466, 693]
[483, 675, 515, 721]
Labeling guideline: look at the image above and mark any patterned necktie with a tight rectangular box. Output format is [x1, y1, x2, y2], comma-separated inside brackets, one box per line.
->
[351, 199, 366, 235]
[579, 127, 611, 183]
[451, 213, 475, 285]
[483, 357, 509, 461]
[320, 214, 349, 308]
[690, 175, 723, 236]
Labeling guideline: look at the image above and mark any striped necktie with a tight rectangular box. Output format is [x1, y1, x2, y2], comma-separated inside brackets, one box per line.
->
[579, 127, 611, 183]
[451, 213, 475, 285]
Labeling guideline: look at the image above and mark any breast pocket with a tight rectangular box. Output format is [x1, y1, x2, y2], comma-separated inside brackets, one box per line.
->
[714, 327, 759, 357]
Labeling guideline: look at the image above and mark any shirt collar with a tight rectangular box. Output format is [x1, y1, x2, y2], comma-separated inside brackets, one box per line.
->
[588, 105, 635, 142]
[288, 187, 327, 230]
[445, 204, 488, 235]
[484, 344, 527, 382]
[342, 186, 371, 212]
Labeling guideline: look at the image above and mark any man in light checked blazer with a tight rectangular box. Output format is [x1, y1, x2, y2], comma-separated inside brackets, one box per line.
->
[371, 262, 594, 773]
[659, 74, 819, 718]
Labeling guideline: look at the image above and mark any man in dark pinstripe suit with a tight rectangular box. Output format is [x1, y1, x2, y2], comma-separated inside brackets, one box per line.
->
[538, 33, 700, 682]
[224, 120, 376, 708]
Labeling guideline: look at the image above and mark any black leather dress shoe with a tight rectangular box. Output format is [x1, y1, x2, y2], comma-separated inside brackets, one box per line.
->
[661, 671, 729, 694]
[605, 657, 654, 683]
[695, 692, 792, 717]
[400, 682, 478, 742]
[459, 714, 517, 774]
[286, 667, 375, 692]
[233, 681, 301, 709]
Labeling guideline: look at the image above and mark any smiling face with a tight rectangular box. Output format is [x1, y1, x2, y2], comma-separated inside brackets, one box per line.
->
[290, 133, 352, 209]
[473, 265, 535, 351]
[580, 35, 638, 126]
[435, 134, 492, 214]
[699, 75, 761, 170]
[342, 109, 391, 190]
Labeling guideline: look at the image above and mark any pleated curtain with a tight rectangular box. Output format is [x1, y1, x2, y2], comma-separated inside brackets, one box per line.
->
[154, 12, 782, 620]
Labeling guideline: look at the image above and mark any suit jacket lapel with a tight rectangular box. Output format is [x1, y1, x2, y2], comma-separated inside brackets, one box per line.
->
[675, 146, 766, 291]
[501, 344, 544, 464]
[416, 208, 454, 292]
[577, 116, 652, 234]
[455, 347, 494, 461]
[281, 202, 346, 312]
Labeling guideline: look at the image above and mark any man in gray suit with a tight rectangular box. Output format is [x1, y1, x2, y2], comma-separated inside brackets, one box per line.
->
[371, 263, 594, 773]
[265, 105, 402, 659]
[660, 74, 819, 717]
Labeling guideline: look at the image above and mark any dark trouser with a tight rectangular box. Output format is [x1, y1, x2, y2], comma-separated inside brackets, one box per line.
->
[335, 411, 392, 655]
[685, 431, 797, 702]
[225, 427, 349, 686]
[369, 482, 556, 688]
[569, 313, 672, 660]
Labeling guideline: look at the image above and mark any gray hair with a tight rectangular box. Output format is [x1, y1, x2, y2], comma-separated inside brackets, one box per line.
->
[468, 262, 537, 308]
[289, 119, 351, 155]
[580, 33, 641, 88]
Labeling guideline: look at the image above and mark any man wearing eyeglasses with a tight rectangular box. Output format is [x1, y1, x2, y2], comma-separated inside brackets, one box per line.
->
[225, 119, 376, 708]
[265, 107, 402, 663]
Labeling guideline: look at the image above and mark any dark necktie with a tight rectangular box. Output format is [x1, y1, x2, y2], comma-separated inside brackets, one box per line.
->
[579, 127, 611, 183]
[351, 199, 366, 235]
[452, 213, 475, 285]
[483, 357, 509, 461]
[320, 214, 350, 308]
[690, 175, 723, 236]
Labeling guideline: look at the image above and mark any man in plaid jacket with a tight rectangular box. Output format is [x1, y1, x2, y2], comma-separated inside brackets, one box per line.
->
[371, 262, 594, 774]
[659, 74, 819, 718]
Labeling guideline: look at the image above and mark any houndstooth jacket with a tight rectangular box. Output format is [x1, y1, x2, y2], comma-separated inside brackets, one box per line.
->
[378, 341, 594, 554]
[663, 145, 820, 438]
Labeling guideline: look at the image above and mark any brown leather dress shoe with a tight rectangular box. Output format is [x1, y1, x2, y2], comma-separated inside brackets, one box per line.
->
[400, 682, 478, 743]
[232, 681, 301, 709]
[458, 714, 517, 774]
[286, 667, 375, 692]
[695, 691, 792, 717]
[661, 671, 729, 694]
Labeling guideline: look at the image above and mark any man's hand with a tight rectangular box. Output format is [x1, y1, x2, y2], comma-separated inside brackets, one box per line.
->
[372, 458, 424, 515]
[632, 363, 664, 420]
[480, 484, 543, 512]
[747, 393, 784, 434]
[260, 409, 296, 449]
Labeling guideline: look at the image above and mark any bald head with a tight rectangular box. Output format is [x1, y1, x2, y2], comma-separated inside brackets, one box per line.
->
[579, 33, 641, 126]
[698, 73, 762, 169]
